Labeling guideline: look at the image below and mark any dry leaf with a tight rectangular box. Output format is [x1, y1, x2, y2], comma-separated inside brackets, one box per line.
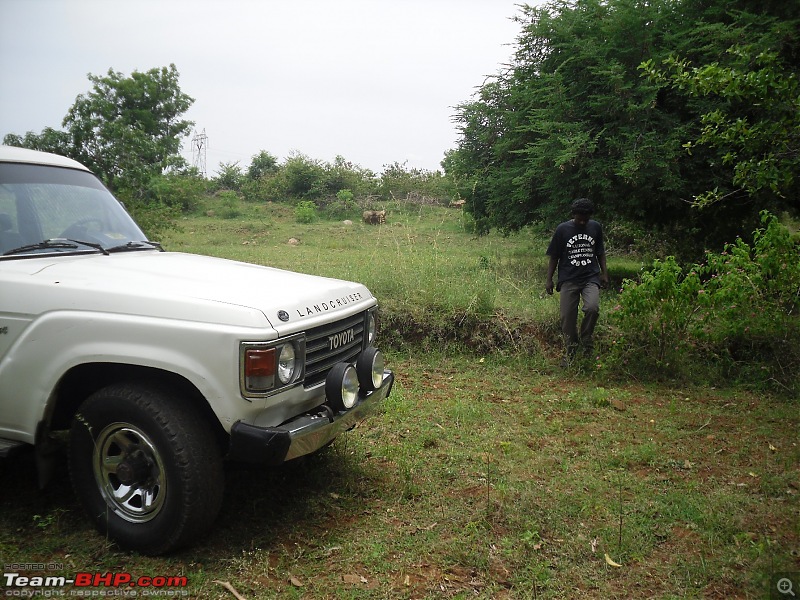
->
[404, 574, 411, 586]
[591, 538, 598, 553]
[289, 576, 304, 587]
[769, 443, 777, 452]
[343, 574, 364, 585]
[604, 553, 622, 568]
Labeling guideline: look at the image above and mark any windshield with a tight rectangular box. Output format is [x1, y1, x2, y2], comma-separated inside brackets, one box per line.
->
[0, 162, 148, 258]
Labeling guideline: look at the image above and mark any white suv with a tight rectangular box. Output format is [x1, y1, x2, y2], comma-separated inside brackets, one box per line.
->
[0, 145, 393, 554]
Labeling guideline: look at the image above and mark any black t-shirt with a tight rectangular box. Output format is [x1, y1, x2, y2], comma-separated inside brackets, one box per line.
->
[546, 219, 605, 290]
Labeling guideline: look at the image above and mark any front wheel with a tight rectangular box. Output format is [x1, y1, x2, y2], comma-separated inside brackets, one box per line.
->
[69, 383, 224, 554]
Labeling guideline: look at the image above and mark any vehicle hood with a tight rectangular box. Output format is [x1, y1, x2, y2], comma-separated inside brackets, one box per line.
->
[1, 251, 375, 332]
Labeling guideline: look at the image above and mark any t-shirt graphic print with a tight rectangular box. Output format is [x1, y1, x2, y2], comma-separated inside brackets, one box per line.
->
[566, 232, 597, 267]
[546, 219, 605, 289]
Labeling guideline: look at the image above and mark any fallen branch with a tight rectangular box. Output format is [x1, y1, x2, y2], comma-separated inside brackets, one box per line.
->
[214, 580, 247, 600]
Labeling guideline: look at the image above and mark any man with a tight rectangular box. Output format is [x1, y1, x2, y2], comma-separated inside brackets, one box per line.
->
[545, 198, 609, 365]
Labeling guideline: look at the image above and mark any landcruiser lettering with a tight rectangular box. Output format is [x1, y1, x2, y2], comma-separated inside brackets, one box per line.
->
[0, 146, 394, 555]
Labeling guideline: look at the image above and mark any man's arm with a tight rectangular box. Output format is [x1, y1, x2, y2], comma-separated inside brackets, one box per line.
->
[598, 253, 609, 288]
[545, 256, 558, 295]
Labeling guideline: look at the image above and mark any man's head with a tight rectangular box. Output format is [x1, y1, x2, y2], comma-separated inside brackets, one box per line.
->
[570, 198, 594, 225]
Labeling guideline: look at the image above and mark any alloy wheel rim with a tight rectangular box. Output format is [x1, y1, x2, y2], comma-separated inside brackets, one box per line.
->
[92, 423, 167, 523]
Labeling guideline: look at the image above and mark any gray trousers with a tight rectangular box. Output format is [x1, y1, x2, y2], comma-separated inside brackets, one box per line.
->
[559, 281, 600, 355]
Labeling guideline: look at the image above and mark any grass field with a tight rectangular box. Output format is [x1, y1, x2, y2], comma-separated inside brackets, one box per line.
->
[164, 198, 561, 320]
[1, 199, 797, 599]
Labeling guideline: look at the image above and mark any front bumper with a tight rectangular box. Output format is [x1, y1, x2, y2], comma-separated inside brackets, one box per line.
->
[227, 369, 394, 465]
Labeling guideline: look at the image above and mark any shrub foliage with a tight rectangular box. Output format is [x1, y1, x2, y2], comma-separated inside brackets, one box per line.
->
[604, 212, 799, 394]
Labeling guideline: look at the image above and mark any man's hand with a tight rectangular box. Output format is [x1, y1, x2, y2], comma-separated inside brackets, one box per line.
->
[545, 279, 554, 295]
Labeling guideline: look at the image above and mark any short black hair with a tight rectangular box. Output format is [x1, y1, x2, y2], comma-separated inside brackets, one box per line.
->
[570, 198, 594, 215]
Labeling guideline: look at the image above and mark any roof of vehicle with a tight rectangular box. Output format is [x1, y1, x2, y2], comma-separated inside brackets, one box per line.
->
[0, 145, 91, 172]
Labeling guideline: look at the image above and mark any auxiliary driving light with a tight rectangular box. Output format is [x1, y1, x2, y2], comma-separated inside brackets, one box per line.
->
[356, 346, 384, 391]
[326, 362, 360, 411]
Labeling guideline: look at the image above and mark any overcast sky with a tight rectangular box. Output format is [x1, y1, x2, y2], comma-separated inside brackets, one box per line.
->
[0, 0, 534, 176]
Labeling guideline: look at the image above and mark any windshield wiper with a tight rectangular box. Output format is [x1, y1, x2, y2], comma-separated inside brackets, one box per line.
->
[107, 240, 165, 253]
[2, 238, 108, 256]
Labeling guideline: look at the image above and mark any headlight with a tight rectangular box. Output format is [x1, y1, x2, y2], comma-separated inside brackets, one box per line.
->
[366, 311, 377, 346]
[277, 344, 296, 384]
[326, 362, 360, 411]
[240, 337, 304, 397]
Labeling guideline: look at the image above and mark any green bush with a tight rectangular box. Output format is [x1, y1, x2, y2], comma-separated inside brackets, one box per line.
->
[122, 199, 182, 241]
[603, 212, 799, 394]
[147, 172, 205, 213]
[324, 189, 358, 220]
[217, 190, 241, 219]
[294, 200, 317, 224]
[114, 172, 208, 240]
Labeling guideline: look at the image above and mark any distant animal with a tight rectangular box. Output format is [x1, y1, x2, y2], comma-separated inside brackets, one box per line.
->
[362, 210, 386, 225]
[449, 199, 466, 208]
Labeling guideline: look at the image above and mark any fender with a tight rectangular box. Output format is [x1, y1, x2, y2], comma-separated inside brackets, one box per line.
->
[0, 310, 273, 442]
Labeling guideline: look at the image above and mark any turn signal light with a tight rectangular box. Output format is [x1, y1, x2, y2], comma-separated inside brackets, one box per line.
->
[245, 348, 275, 390]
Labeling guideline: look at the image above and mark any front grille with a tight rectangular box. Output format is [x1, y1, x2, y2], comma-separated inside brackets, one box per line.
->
[304, 311, 365, 388]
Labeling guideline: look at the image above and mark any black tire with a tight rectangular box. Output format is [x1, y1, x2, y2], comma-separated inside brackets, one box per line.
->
[68, 382, 224, 555]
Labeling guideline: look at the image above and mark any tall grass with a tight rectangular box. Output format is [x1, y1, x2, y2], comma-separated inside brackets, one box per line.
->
[162, 198, 579, 354]
[166, 199, 555, 318]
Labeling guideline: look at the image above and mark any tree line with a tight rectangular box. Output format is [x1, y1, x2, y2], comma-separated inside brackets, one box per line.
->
[2, 64, 457, 238]
[446, 0, 799, 257]
[4, 0, 799, 254]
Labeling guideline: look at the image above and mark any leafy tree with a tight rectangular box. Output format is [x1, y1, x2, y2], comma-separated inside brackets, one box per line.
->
[642, 44, 800, 211]
[4, 64, 194, 198]
[378, 161, 455, 204]
[322, 155, 376, 198]
[281, 153, 326, 199]
[3, 127, 71, 156]
[246, 150, 279, 180]
[447, 0, 799, 250]
[62, 64, 194, 194]
[449, 0, 697, 235]
[212, 161, 244, 192]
